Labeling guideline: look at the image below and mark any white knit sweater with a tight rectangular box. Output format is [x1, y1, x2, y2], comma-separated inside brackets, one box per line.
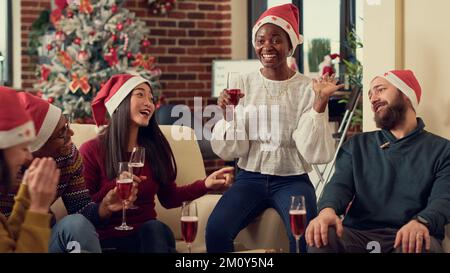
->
[211, 69, 335, 176]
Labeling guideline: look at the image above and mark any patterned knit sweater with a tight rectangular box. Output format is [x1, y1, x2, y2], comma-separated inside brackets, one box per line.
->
[0, 144, 101, 226]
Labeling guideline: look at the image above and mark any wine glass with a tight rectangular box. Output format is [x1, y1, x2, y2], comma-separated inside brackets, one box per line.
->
[181, 201, 198, 253]
[289, 195, 306, 253]
[225, 72, 242, 106]
[128, 147, 145, 209]
[114, 162, 134, 231]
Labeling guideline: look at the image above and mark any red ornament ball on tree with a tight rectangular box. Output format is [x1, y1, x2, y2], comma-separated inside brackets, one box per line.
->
[46, 44, 53, 51]
[48, 97, 55, 103]
[67, 10, 74, 18]
[126, 18, 133, 25]
[55, 31, 65, 42]
[78, 50, 89, 63]
[74, 37, 81, 45]
[111, 4, 118, 13]
[126, 52, 133, 59]
[111, 34, 118, 42]
[142, 39, 151, 47]
[116, 23, 123, 31]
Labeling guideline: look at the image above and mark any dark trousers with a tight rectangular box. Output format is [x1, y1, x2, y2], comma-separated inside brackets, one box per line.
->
[206, 170, 317, 253]
[100, 219, 176, 253]
[307, 226, 444, 253]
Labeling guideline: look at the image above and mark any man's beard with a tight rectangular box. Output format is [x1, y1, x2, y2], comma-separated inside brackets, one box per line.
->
[374, 97, 407, 130]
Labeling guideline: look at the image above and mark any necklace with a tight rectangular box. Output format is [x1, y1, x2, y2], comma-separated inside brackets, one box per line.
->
[261, 77, 289, 99]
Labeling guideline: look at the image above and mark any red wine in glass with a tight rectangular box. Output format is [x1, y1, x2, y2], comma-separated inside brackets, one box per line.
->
[116, 178, 133, 200]
[289, 209, 307, 238]
[226, 89, 241, 106]
[129, 162, 144, 177]
[115, 162, 134, 231]
[181, 216, 198, 244]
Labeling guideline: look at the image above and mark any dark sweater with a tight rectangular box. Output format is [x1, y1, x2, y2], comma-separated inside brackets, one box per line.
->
[79, 137, 208, 240]
[319, 118, 450, 239]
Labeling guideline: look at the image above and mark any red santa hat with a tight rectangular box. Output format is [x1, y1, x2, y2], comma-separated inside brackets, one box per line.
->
[252, 4, 303, 56]
[375, 70, 422, 110]
[16, 92, 62, 152]
[91, 74, 150, 126]
[0, 87, 35, 149]
[330, 53, 340, 60]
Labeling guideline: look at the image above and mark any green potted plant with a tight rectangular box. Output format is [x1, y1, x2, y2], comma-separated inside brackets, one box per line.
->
[339, 28, 363, 134]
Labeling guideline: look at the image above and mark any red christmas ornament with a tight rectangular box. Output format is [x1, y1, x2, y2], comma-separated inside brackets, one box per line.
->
[111, 34, 118, 42]
[111, 4, 118, 13]
[77, 50, 90, 63]
[74, 37, 81, 45]
[46, 44, 53, 51]
[109, 47, 116, 54]
[89, 30, 96, 36]
[48, 97, 55, 103]
[142, 39, 151, 48]
[67, 10, 74, 18]
[55, 31, 65, 42]
[116, 22, 123, 31]
[126, 52, 133, 59]
[126, 18, 133, 25]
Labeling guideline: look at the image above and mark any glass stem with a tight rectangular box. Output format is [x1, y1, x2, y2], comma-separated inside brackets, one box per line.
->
[295, 236, 300, 253]
[121, 200, 126, 226]
[188, 243, 192, 254]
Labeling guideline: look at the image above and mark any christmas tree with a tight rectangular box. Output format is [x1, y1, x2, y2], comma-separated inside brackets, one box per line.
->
[34, 0, 161, 122]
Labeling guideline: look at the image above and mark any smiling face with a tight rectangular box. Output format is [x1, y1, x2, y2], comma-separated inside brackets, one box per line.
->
[130, 83, 155, 128]
[254, 23, 292, 69]
[369, 77, 409, 129]
[33, 114, 74, 159]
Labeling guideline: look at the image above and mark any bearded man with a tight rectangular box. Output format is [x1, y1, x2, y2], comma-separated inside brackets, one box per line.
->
[306, 70, 450, 253]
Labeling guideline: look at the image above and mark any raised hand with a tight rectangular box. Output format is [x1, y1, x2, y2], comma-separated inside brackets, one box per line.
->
[312, 73, 345, 113]
[24, 157, 60, 214]
[312, 73, 345, 98]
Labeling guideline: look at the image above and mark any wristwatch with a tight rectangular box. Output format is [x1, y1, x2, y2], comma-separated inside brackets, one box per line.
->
[413, 215, 430, 228]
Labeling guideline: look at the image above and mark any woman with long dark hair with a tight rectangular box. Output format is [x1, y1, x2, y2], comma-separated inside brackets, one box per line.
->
[80, 74, 233, 252]
[0, 87, 59, 252]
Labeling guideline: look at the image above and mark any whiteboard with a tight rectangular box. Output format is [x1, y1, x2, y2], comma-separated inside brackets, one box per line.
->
[212, 59, 263, 97]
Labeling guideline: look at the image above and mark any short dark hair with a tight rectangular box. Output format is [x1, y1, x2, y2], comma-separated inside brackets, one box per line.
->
[0, 150, 12, 192]
[100, 90, 177, 185]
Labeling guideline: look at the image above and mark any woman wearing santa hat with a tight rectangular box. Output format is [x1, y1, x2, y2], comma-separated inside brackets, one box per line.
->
[80, 74, 234, 252]
[0, 87, 60, 252]
[0, 92, 136, 253]
[207, 3, 344, 253]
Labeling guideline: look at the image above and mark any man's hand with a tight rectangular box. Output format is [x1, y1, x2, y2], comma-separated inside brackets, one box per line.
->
[305, 208, 343, 248]
[394, 219, 431, 253]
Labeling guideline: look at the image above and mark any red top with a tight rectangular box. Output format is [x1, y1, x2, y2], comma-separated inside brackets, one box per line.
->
[79, 137, 208, 240]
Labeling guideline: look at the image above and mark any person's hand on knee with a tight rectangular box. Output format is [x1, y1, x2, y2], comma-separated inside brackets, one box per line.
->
[305, 207, 343, 248]
[394, 219, 431, 253]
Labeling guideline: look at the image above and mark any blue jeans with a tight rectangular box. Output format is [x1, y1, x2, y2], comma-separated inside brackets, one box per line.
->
[49, 214, 101, 253]
[100, 220, 176, 253]
[206, 170, 317, 253]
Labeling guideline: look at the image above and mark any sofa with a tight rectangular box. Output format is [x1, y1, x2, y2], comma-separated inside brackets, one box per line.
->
[53, 123, 290, 253]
